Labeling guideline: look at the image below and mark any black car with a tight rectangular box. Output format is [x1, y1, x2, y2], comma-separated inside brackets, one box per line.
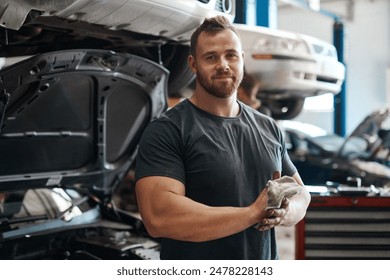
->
[284, 108, 390, 195]
[0, 49, 168, 260]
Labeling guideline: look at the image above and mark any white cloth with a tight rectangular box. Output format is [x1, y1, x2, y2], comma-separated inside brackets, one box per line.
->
[266, 176, 302, 209]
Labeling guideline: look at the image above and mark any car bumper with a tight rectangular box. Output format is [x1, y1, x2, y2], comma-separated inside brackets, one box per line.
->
[244, 58, 345, 97]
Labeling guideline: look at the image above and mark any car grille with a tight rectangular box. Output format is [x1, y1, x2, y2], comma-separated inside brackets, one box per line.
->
[317, 75, 339, 84]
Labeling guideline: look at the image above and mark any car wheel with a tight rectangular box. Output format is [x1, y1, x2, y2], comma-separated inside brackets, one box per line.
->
[164, 45, 195, 96]
[264, 98, 305, 120]
[139, 44, 195, 96]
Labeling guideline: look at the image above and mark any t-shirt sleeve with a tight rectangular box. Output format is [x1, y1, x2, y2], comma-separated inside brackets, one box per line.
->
[134, 118, 185, 184]
[281, 149, 297, 177]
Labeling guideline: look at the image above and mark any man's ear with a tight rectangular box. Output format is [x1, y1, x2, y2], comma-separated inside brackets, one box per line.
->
[188, 55, 197, 74]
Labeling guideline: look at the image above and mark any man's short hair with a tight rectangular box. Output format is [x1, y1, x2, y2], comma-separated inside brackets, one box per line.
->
[190, 15, 239, 57]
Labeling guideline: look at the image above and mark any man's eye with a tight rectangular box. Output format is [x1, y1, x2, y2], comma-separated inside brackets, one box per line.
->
[227, 53, 238, 58]
[207, 55, 216, 60]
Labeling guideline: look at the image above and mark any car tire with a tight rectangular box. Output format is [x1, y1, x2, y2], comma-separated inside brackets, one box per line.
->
[264, 98, 305, 120]
[138, 44, 195, 97]
[164, 45, 195, 96]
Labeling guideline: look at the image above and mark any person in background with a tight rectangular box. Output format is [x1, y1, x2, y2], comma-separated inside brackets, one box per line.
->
[237, 72, 272, 116]
[134, 15, 310, 260]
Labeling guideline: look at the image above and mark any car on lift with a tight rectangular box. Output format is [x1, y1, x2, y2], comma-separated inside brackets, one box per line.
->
[0, 0, 235, 95]
[0, 0, 235, 260]
[235, 23, 345, 120]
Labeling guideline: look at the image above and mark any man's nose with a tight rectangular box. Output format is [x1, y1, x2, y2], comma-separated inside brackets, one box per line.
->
[216, 58, 229, 71]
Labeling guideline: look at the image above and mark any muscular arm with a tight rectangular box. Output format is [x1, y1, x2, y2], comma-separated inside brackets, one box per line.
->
[135, 176, 269, 242]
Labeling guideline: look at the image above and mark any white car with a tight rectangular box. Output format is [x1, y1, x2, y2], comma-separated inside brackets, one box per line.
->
[235, 23, 345, 120]
[0, 0, 235, 94]
[0, 0, 234, 41]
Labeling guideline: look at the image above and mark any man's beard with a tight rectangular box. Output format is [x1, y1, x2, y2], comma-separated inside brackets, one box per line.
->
[196, 70, 243, 99]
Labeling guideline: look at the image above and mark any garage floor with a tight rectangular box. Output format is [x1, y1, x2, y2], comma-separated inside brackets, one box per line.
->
[276, 226, 295, 260]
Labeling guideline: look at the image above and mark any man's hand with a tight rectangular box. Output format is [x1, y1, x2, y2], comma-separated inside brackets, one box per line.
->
[254, 197, 289, 231]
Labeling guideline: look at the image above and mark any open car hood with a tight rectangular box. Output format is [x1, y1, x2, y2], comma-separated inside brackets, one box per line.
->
[285, 108, 390, 190]
[0, 49, 168, 198]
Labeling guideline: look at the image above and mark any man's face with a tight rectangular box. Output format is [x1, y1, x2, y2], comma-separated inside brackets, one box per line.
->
[189, 29, 244, 98]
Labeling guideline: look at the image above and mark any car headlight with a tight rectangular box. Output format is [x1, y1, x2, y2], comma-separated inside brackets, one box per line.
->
[252, 36, 310, 59]
[312, 43, 338, 59]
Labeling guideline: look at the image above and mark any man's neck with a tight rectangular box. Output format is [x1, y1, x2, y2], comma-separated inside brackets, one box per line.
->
[189, 91, 240, 117]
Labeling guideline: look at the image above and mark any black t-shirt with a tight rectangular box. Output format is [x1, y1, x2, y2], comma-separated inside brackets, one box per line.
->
[135, 99, 297, 260]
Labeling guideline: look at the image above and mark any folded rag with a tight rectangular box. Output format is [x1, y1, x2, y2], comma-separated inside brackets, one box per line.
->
[266, 176, 302, 209]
